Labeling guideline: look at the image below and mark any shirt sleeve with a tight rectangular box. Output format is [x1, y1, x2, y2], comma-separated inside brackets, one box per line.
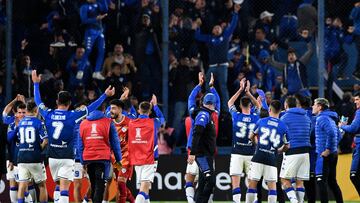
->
[194, 112, 209, 128]
[2, 113, 14, 125]
[153, 105, 165, 128]
[109, 122, 122, 162]
[34, 82, 51, 118]
[341, 110, 360, 134]
[188, 85, 202, 115]
[210, 87, 221, 113]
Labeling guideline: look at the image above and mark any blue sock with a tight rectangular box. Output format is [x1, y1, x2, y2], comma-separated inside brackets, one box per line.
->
[24, 191, 29, 197]
[55, 185, 60, 191]
[28, 185, 35, 190]
[233, 187, 241, 195]
[185, 182, 193, 188]
[60, 190, 69, 196]
[17, 198, 25, 203]
[139, 191, 148, 199]
[10, 186, 18, 191]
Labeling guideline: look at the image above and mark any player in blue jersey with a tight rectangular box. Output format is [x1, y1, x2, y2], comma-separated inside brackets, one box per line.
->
[16, 101, 48, 203]
[246, 100, 289, 203]
[3, 98, 26, 203]
[77, 0, 109, 80]
[228, 78, 260, 203]
[339, 92, 360, 195]
[280, 96, 311, 203]
[31, 70, 115, 203]
[185, 73, 220, 203]
[312, 98, 343, 203]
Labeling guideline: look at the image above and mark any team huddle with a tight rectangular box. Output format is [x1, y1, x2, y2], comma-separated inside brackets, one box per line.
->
[2, 69, 360, 203]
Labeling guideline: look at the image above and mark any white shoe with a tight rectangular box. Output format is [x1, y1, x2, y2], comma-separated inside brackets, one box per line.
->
[68, 41, 78, 47]
[76, 71, 84, 80]
[50, 41, 66, 48]
[92, 72, 105, 80]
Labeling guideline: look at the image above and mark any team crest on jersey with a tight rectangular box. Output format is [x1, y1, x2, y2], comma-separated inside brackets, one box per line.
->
[135, 128, 141, 139]
[121, 127, 127, 132]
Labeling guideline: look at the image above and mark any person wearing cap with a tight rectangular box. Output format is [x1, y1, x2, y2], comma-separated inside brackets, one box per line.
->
[255, 11, 276, 41]
[192, 3, 240, 111]
[187, 83, 218, 203]
[312, 98, 343, 203]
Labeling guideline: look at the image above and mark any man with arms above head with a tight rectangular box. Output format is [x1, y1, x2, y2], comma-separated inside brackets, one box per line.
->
[31, 70, 115, 203]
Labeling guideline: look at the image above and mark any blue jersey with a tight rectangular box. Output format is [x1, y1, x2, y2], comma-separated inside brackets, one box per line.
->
[252, 117, 288, 167]
[34, 82, 107, 159]
[6, 122, 19, 165]
[17, 116, 47, 163]
[2, 112, 15, 124]
[281, 108, 311, 152]
[80, 0, 109, 31]
[229, 105, 259, 155]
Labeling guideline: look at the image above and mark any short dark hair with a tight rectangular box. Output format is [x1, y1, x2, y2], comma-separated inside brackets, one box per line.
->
[354, 91, 360, 98]
[139, 101, 152, 114]
[111, 62, 121, 69]
[285, 96, 297, 108]
[256, 27, 266, 34]
[110, 99, 125, 109]
[270, 100, 282, 114]
[294, 93, 311, 108]
[57, 91, 72, 106]
[26, 100, 37, 113]
[287, 47, 296, 54]
[240, 97, 252, 108]
[15, 102, 26, 112]
[343, 92, 353, 102]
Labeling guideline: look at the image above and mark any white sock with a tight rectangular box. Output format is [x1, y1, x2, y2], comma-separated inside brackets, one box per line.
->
[59, 190, 69, 203]
[25, 191, 33, 203]
[28, 186, 37, 203]
[296, 187, 305, 203]
[102, 201, 109, 203]
[245, 189, 257, 203]
[185, 182, 195, 203]
[54, 186, 60, 203]
[208, 193, 214, 203]
[284, 187, 298, 203]
[9, 186, 17, 203]
[268, 190, 277, 203]
[232, 187, 241, 203]
[135, 192, 147, 203]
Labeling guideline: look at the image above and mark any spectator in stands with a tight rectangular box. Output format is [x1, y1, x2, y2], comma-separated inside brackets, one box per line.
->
[104, 62, 126, 99]
[133, 8, 162, 100]
[269, 33, 313, 96]
[250, 27, 271, 57]
[77, 0, 109, 81]
[255, 11, 276, 42]
[354, 84, 360, 94]
[193, 3, 240, 110]
[297, 0, 317, 36]
[103, 43, 125, 77]
[350, 1, 360, 80]
[66, 46, 91, 90]
[158, 125, 176, 155]
[257, 50, 277, 92]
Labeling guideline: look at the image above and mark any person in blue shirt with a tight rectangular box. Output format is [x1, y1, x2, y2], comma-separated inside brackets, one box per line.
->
[294, 93, 316, 203]
[280, 96, 311, 203]
[246, 100, 289, 203]
[312, 98, 343, 203]
[257, 50, 277, 92]
[339, 92, 360, 195]
[16, 101, 48, 203]
[228, 78, 260, 203]
[350, 1, 360, 80]
[66, 46, 91, 90]
[185, 72, 220, 203]
[31, 70, 115, 203]
[77, 0, 109, 81]
[193, 4, 240, 111]
[249, 27, 271, 57]
[2, 98, 27, 203]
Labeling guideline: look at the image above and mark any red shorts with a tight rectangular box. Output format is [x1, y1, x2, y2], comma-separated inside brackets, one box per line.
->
[115, 165, 133, 180]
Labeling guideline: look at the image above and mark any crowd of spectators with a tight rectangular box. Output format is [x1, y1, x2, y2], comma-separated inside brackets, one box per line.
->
[0, 0, 360, 151]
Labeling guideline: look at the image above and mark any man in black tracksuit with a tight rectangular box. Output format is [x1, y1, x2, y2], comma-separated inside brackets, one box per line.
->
[188, 93, 217, 203]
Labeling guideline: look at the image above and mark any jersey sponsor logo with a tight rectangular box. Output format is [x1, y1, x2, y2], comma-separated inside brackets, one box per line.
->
[51, 115, 66, 120]
[135, 128, 141, 140]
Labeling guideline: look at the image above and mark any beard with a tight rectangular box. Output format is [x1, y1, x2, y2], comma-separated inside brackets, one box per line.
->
[110, 113, 119, 119]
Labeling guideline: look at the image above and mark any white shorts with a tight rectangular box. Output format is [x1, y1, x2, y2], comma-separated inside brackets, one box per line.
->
[186, 162, 199, 175]
[18, 163, 47, 184]
[49, 158, 75, 182]
[230, 154, 252, 176]
[74, 162, 84, 180]
[6, 161, 18, 181]
[249, 161, 278, 182]
[280, 153, 310, 180]
[135, 164, 156, 185]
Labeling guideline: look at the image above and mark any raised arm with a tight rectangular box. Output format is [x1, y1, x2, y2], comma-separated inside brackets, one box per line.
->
[299, 41, 314, 65]
[223, 5, 240, 38]
[188, 72, 204, 114]
[268, 44, 286, 71]
[228, 78, 245, 108]
[340, 110, 360, 133]
[150, 94, 165, 127]
[208, 73, 220, 113]
[87, 86, 115, 113]
[245, 80, 261, 110]
[2, 95, 24, 124]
